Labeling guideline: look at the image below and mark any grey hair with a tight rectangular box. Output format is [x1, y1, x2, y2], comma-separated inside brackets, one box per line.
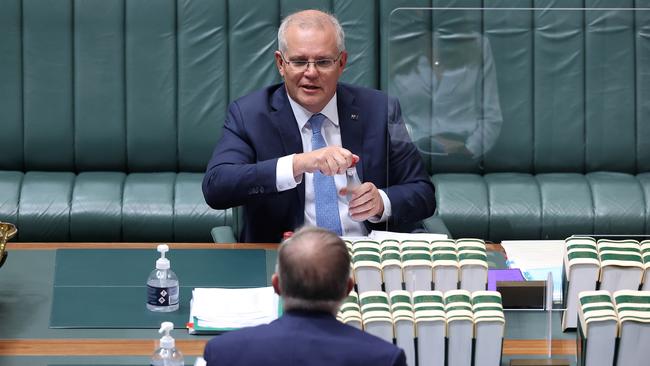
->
[277, 10, 346, 54]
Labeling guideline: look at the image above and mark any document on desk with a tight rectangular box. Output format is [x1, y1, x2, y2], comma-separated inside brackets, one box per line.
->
[341, 230, 447, 243]
[500, 240, 565, 302]
[188, 287, 281, 334]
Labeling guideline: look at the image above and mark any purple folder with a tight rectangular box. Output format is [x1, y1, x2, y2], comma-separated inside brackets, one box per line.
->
[487, 268, 526, 291]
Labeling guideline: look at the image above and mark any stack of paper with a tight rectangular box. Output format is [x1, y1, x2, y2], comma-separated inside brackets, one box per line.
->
[338, 289, 505, 366]
[614, 290, 650, 366]
[402, 241, 433, 292]
[352, 241, 383, 293]
[597, 239, 643, 293]
[576, 291, 618, 366]
[380, 240, 403, 294]
[188, 287, 280, 334]
[642, 240, 650, 290]
[457, 239, 488, 292]
[367, 230, 447, 242]
[472, 291, 505, 366]
[562, 237, 600, 330]
[501, 240, 565, 302]
[413, 291, 446, 366]
[444, 290, 474, 366]
[575, 289, 650, 366]
[337, 291, 362, 330]
[359, 291, 393, 343]
[390, 290, 416, 366]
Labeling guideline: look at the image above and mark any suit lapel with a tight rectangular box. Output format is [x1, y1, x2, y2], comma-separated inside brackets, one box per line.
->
[270, 86, 305, 225]
[338, 85, 364, 181]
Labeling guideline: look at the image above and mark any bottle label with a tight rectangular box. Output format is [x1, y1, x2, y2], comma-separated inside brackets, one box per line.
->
[147, 285, 179, 306]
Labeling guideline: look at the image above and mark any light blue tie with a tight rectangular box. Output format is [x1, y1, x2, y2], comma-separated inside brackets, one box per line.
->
[309, 113, 343, 235]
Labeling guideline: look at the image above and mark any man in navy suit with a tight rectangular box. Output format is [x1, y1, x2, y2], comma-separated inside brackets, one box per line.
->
[202, 10, 435, 243]
[203, 226, 407, 366]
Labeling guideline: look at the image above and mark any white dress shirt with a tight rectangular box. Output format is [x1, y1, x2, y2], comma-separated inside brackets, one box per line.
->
[275, 93, 392, 236]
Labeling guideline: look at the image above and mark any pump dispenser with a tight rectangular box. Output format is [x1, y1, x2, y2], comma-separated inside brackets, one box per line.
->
[151, 322, 184, 366]
[156, 244, 170, 270]
[146, 244, 180, 312]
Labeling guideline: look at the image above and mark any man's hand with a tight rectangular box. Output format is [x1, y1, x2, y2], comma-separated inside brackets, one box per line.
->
[293, 146, 358, 177]
[340, 182, 384, 222]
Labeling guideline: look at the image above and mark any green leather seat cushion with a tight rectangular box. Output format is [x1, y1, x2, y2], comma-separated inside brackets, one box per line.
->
[3, 172, 233, 242]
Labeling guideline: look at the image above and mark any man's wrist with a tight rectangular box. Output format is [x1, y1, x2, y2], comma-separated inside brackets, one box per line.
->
[277, 154, 300, 191]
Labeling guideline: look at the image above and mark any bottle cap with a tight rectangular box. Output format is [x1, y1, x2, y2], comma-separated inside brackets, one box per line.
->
[282, 231, 293, 241]
[350, 155, 360, 167]
[156, 244, 170, 270]
[158, 321, 175, 349]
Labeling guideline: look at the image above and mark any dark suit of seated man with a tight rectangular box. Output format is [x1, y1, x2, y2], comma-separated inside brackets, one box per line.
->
[203, 226, 407, 366]
[202, 9, 435, 243]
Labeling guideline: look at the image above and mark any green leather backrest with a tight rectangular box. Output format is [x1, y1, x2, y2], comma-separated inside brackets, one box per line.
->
[1, 0, 648, 175]
[0, 0, 378, 173]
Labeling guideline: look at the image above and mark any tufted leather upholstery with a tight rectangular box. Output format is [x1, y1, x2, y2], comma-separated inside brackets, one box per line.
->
[0, 0, 379, 242]
[1, 0, 649, 242]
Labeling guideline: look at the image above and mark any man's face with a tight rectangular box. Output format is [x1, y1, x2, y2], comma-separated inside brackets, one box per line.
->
[275, 24, 347, 113]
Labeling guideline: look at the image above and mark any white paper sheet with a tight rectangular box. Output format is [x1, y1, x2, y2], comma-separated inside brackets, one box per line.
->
[500, 240, 565, 302]
[190, 287, 280, 330]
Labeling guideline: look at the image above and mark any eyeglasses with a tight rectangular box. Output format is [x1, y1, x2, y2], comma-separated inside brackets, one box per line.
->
[280, 52, 342, 71]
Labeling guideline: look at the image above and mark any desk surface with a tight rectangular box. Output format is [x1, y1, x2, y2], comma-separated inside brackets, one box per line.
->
[0, 243, 577, 366]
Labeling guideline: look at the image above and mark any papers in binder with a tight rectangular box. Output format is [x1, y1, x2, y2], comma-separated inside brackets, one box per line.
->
[188, 287, 281, 334]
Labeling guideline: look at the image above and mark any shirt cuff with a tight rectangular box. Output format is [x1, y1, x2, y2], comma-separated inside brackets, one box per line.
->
[276, 154, 301, 192]
[368, 189, 392, 223]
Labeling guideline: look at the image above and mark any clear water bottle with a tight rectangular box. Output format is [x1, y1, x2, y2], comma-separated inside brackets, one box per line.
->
[146, 244, 180, 312]
[151, 321, 184, 366]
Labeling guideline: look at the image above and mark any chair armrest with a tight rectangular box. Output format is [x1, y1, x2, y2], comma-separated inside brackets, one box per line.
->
[210, 226, 237, 244]
[422, 215, 452, 239]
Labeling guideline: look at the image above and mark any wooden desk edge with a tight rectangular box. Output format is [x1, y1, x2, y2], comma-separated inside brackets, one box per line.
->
[0, 338, 576, 356]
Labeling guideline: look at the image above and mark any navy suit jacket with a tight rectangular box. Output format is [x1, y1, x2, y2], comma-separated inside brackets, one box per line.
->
[202, 83, 435, 243]
[203, 310, 407, 366]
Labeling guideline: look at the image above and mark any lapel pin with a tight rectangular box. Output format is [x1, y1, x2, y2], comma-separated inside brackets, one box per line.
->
[351, 113, 359, 120]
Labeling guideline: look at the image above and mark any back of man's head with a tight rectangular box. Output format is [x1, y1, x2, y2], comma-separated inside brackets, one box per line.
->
[277, 226, 351, 313]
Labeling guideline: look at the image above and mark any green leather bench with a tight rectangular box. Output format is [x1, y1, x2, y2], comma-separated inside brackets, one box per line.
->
[0, 0, 381, 242]
[0, 0, 648, 242]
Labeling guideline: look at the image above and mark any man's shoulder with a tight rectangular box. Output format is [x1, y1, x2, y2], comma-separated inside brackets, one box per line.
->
[205, 322, 273, 349]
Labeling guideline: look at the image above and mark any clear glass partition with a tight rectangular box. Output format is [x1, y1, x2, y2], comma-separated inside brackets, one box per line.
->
[385, 7, 649, 363]
[386, 6, 650, 174]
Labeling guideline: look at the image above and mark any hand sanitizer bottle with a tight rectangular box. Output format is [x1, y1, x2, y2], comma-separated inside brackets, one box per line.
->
[345, 165, 361, 202]
[151, 321, 184, 366]
[346, 164, 362, 221]
[146, 244, 179, 312]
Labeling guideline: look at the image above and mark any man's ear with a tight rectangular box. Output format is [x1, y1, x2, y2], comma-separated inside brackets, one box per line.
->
[272, 273, 281, 296]
[345, 276, 354, 295]
[337, 50, 348, 75]
[274, 51, 285, 78]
